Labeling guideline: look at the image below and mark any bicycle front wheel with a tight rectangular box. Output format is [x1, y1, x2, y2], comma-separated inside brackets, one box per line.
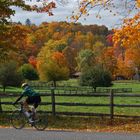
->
[10, 110, 26, 129]
[33, 112, 48, 131]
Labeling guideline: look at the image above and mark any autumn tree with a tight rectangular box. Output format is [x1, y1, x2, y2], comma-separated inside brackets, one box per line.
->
[113, 14, 140, 79]
[125, 47, 140, 74]
[101, 47, 117, 79]
[118, 45, 140, 80]
[115, 56, 134, 79]
[70, 0, 140, 80]
[0, 0, 57, 60]
[0, 0, 57, 26]
[28, 25, 50, 49]
[0, 24, 34, 63]
[63, 46, 77, 76]
[40, 38, 68, 54]
[113, 13, 140, 48]
[0, 0, 30, 25]
[28, 56, 37, 68]
[70, 0, 139, 22]
[69, 0, 139, 56]
[37, 50, 69, 87]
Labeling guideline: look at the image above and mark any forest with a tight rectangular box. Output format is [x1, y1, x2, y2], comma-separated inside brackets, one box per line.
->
[0, 0, 140, 89]
[1, 21, 140, 78]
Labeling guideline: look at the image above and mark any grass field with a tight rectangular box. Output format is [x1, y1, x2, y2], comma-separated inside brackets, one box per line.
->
[1, 79, 140, 92]
[56, 79, 140, 92]
[1, 80, 140, 116]
[1, 80, 140, 132]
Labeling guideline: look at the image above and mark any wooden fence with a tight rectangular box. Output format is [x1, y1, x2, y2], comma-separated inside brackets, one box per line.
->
[0, 88, 140, 119]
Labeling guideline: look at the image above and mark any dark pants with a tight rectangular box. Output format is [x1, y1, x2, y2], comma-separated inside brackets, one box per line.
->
[26, 96, 41, 108]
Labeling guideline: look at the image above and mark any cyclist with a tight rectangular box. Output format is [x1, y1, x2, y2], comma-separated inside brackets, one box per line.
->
[13, 83, 41, 121]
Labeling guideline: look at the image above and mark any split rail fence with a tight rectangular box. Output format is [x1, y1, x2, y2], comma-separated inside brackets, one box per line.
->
[0, 87, 140, 119]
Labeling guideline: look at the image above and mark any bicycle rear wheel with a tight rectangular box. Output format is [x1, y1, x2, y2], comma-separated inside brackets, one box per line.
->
[10, 110, 26, 129]
[33, 112, 48, 131]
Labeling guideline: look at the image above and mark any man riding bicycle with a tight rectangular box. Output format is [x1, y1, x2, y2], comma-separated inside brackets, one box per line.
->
[13, 83, 41, 121]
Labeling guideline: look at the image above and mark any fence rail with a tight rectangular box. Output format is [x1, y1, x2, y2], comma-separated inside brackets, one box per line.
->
[0, 88, 140, 119]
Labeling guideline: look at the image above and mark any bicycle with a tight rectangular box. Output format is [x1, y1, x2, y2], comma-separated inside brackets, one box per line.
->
[10, 101, 48, 131]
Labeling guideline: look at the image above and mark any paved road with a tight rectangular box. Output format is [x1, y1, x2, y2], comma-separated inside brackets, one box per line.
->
[0, 128, 140, 140]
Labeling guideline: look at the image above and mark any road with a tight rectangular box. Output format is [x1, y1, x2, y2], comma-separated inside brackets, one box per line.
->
[0, 128, 140, 140]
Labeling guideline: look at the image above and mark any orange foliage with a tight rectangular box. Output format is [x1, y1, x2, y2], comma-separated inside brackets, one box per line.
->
[31, 1, 56, 16]
[115, 56, 134, 79]
[113, 13, 140, 47]
[101, 47, 117, 78]
[28, 56, 37, 68]
[51, 52, 67, 66]
[69, 0, 139, 21]
[125, 47, 140, 69]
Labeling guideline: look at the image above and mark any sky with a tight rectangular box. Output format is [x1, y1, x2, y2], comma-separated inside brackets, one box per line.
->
[11, 0, 137, 29]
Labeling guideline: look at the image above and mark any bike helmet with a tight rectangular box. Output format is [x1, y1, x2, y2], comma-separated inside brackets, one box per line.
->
[21, 83, 28, 88]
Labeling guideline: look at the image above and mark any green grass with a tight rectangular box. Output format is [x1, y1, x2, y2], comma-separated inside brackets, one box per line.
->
[0, 86, 22, 92]
[112, 81, 140, 93]
[2, 95, 140, 116]
[1, 80, 140, 116]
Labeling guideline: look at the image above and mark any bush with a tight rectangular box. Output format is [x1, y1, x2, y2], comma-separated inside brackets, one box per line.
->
[79, 66, 113, 92]
[19, 64, 39, 80]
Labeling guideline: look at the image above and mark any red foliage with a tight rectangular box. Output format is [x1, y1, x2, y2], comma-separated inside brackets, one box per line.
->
[28, 56, 37, 68]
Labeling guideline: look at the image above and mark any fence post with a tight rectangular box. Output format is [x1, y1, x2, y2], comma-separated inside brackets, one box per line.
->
[0, 97, 2, 113]
[110, 89, 114, 120]
[51, 87, 56, 117]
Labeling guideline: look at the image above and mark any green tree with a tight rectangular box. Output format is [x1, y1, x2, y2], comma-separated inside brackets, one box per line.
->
[19, 64, 39, 80]
[76, 49, 95, 72]
[79, 65, 112, 92]
[0, 61, 23, 92]
[25, 18, 32, 26]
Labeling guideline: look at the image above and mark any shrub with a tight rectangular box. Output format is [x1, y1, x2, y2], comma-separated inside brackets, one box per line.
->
[79, 66, 113, 92]
[19, 64, 39, 80]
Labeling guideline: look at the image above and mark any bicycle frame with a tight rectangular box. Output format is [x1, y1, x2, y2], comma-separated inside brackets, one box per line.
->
[11, 101, 48, 130]
[14, 102, 33, 119]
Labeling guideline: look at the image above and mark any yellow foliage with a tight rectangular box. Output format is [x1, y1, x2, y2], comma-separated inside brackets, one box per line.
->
[137, 0, 140, 7]
[113, 13, 140, 47]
